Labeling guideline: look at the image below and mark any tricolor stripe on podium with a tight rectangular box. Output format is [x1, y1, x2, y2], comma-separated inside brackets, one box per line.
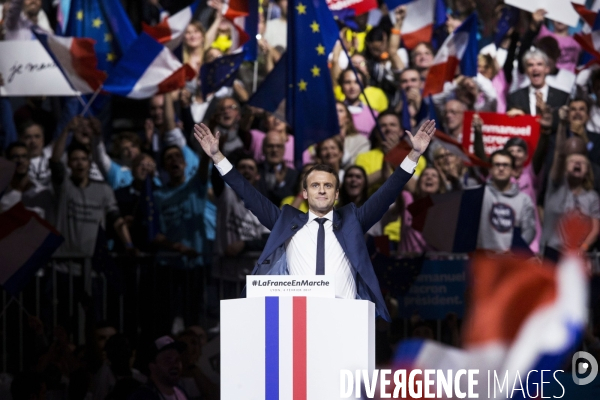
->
[265, 297, 308, 400]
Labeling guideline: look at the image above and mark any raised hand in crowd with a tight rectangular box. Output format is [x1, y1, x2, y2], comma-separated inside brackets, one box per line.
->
[389, 6, 407, 72]
[530, 9, 547, 32]
[144, 118, 154, 146]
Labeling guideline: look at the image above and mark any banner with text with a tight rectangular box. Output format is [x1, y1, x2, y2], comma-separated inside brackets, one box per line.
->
[398, 259, 467, 320]
[462, 111, 541, 166]
[326, 0, 378, 16]
[0, 41, 77, 97]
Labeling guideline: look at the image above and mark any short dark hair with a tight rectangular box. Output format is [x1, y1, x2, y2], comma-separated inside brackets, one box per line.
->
[490, 149, 515, 169]
[17, 120, 43, 136]
[161, 144, 183, 164]
[302, 164, 340, 191]
[235, 154, 258, 169]
[67, 142, 91, 159]
[5, 141, 27, 157]
[569, 97, 591, 113]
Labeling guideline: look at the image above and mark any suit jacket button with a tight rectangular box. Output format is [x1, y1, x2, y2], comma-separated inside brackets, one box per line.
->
[291, 224, 298, 230]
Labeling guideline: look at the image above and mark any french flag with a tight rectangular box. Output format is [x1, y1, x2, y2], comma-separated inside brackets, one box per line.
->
[392, 244, 588, 398]
[422, 13, 478, 97]
[142, 0, 201, 50]
[407, 185, 485, 253]
[573, 4, 600, 68]
[102, 32, 196, 99]
[32, 27, 107, 94]
[0, 203, 64, 297]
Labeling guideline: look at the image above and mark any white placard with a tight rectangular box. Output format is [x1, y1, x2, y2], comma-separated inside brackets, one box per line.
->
[246, 275, 336, 298]
[504, 0, 585, 28]
[0, 40, 77, 97]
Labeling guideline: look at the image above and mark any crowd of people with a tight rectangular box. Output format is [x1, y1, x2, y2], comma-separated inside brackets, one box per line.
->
[2, 0, 600, 399]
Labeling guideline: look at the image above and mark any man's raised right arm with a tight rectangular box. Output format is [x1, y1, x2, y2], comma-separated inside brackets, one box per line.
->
[193, 123, 281, 230]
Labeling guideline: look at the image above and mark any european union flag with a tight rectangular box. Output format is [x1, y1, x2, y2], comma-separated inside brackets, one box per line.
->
[200, 51, 246, 100]
[287, 0, 340, 166]
[65, 0, 136, 72]
[493, 5, 519, 48]
[400, 90, 411, 132]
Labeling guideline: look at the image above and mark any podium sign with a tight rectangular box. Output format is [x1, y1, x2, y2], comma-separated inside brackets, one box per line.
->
[221, 297, 375, 399]
[246, 275, 335, 298]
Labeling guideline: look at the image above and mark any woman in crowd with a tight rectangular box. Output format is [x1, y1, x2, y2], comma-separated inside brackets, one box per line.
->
[338, 68, 378, 137]
[337, 165, 369, 208]
[316, 137, 344, 182]
[337, 102, 371, 168]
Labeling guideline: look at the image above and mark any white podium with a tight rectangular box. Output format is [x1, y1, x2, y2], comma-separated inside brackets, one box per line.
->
[221, 296, 375, 400]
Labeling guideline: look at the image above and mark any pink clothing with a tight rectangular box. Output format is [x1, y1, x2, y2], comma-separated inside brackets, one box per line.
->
[512, 164, 541, 253]
[349, 104, 378, 138]
[249, 129, 295, 169]
[537, 25, 581, 73]
[492, 70, 508, 114]
[399, 191, 431, 254]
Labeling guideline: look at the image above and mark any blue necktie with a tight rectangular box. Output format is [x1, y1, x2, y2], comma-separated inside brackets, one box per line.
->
[315, 218, 326, 275]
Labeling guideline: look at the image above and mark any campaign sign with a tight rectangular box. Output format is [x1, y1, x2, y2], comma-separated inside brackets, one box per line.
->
[398, 259, 467, 320]
[0, 41, 77, 96]
[246, 275, 336, 298]
[462, 111, 541, 166]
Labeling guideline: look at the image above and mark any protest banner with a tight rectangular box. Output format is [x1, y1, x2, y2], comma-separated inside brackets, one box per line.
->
[0, 41, 77, 97]
[504, 0, 585, 28]
[398, 259, 467, 320]
[462, 111, 541, 166]
[326, 0, 377, 15]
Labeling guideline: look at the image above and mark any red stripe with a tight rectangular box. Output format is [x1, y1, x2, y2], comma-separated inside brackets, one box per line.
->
[69, 37, 107, 90]
[422, 56, 459, 97]
[402, 24, 433, 50]
[157, 64, 196, 94]
[142, 20, 173, 44]
[0, 202, 60, 242]
[293, 297, 307, 400]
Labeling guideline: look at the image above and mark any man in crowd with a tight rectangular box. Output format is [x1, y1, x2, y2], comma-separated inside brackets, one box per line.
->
[477, 150, 536, 252]
[255, 130, 298, 206]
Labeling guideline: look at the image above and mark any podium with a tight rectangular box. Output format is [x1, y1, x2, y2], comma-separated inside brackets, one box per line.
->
[221, 296, 375, 400]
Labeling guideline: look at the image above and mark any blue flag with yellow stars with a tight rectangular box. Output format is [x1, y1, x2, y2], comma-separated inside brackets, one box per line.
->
[287, 0, 339, 167]
[65, 0, 135, 73]
[200, 51, 246, 100]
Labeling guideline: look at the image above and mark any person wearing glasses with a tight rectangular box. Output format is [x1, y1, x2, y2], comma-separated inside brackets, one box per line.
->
[477, 150, 536, 252]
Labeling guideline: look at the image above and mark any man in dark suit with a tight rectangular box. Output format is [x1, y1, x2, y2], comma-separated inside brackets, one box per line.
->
[193, 121, 437, 321]
[506, 49, 569, 116]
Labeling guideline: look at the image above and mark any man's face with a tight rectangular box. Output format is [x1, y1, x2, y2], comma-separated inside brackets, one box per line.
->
[23, 0, 42, 17]
[525, 57, 549, 89]
[263, 132, 285, 165]
[434, 149, 458, 172]
[367, 39, 386, 60]
[216, 99, 240, 129]
[400, 70, 421, 92]
[490, 154, 513, 185]
[379, 115, 401, 139]
[569, 101, 589, 125]
[74, 118, 92, 146]
[150, 349, 182, 387]
[303, 170, 338, 215]
[133, 155, 155, 181]
[120, 139, 141, 162]
[163, 148, 186, 181]
[444, 100, 465, 132]
[566, 154, 589, 180]
[237, 159, 259, 184]
[68, 150, 91, 180]
[150, 95, 165, 127]
[341, 72, 361, 102]
[8, 147, 30, 176]
[319, 139, 342, 167]
[20, 124, 44, 158]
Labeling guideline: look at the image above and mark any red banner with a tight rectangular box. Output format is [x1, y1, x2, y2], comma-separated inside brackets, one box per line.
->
[462, 112, 541, 166]
[326, 0, 378, 16]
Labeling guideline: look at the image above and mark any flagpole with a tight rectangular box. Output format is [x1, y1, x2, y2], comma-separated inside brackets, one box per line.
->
[75, 94, 88, 110]
[80, 86, 103, 116]
[337, 39, 385, 141]
[252, 60, 259, 92]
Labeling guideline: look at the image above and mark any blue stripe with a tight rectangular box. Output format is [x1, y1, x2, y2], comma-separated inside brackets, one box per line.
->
[392, 338, 425, 367]
[265, 297, 279, 400]
[102, 33, 163, 96]
[452, 185, 485, 253]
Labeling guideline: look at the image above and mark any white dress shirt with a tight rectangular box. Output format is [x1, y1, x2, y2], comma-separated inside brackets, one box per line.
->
[528, 84, 549, 116]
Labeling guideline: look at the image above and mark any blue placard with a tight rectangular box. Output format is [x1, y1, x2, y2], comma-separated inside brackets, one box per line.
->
[398, 259, 467, 320]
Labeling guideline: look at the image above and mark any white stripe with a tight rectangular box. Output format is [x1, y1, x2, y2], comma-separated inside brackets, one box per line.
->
[129, 47, 183, 98]
[431, 30, 470, 65]
[0, 218, 51, 284]
[165, 6, 193, 49]
[279, 297, 293, 399]
[402, 0, 435, 34]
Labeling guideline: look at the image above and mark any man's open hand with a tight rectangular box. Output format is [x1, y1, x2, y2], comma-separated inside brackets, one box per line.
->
[194, 123, 223, 163]
[406, 119, 436, 155]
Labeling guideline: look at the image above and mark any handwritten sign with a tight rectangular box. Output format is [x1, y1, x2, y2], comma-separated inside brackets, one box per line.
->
[462, 111, 541, 166]
[0, 41, 77, 96]
[504, 0, 585, 28]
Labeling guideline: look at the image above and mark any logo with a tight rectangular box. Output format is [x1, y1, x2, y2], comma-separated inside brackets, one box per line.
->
[572, 351, 598, 385]
[252, 280, 257, 286]
[489, 203, 515, 233]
